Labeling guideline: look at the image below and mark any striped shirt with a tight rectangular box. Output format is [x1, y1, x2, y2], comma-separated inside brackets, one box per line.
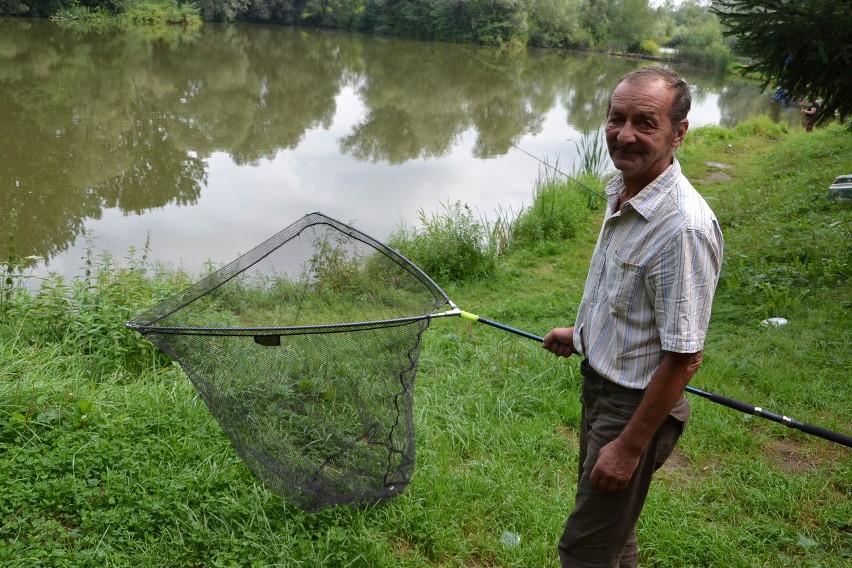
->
[573, 159, 723, 389]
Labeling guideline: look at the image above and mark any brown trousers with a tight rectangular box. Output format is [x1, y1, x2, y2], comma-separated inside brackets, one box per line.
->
[558, 360, 689, 567]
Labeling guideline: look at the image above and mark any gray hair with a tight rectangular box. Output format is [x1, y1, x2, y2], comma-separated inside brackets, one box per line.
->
[611, 66, 691, 126]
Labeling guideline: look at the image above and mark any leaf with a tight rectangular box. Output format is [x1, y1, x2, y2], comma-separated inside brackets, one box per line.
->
[797, 534, 819, 549]
[36, 408, 62, 424]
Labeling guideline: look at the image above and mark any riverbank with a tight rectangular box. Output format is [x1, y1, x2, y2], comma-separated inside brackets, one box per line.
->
[1, 120, 850, 566]
[9, 0, 733, 71]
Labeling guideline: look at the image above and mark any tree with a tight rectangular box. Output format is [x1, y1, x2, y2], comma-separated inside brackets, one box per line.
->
[711, 0, 852, 120]
[609, 0, 656, 52]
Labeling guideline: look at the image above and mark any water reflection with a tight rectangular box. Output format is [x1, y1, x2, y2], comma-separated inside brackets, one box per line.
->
[0, 18, 799, 278]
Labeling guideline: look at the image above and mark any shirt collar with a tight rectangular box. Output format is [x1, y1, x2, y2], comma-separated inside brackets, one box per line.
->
[606, 159, 681, 221]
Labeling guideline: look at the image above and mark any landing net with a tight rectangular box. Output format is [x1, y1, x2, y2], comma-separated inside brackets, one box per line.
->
[127, 212, 452, 510]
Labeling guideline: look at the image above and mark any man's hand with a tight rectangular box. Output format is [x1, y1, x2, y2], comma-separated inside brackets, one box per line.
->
[589, 351, 702, 492]
[589, 438, 642, 492]
[543, 327, 575, 358]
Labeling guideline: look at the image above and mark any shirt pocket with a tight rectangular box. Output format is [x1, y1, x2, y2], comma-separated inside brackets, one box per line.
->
[604, 252, 643, 313]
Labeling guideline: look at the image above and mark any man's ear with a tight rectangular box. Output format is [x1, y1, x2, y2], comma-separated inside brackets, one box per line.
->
[672, 119, 689, 149]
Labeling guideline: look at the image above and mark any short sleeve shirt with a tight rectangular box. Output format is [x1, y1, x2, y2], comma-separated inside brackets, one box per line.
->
[573, 160, 723, 389]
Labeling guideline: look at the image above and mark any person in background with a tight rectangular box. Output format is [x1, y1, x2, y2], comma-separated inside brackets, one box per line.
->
[542, 66, 723, 568]
[802, 99, 820, 132]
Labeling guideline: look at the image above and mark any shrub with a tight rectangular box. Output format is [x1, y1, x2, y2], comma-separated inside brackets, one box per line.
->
[124, 0, 202, 27]
[638, 39, 659, 56]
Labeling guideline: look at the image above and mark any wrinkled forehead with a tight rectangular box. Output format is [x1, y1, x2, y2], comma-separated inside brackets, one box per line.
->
[607, 79, 674, 116]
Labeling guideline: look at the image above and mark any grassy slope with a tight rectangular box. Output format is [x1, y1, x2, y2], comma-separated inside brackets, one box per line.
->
[0, 123, 850, 567]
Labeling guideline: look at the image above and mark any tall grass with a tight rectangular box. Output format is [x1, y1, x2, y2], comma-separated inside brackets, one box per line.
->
[510, 171, 592, 248]
[509, 135, 606, 252]
[389, 201, 501, 284]
[391, 143, 607, 283]
[573, 129, 610, 183]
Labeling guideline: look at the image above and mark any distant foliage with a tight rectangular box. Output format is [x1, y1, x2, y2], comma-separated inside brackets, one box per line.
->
[50, 0, 203, 28]
[0, 0, 31, 15]
[662, 0, 732, 70]
[124, 0, 202, 26]
[526, 0, 585, 48]
[5, 0, 737, 63]
[638, 39, 660, 57]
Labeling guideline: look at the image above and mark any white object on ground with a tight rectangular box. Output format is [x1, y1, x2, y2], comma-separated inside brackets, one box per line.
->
[500, 530, 521, 547]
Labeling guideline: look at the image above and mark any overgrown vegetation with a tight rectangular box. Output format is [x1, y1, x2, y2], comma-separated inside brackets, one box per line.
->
[1, 119, 850, 566]
[5, 0, 733, 68]
[390, 140, 606, 281]
[390, 201, 501, 284]
[509, 164, 602, 252]
[49, 0, 202, 29]
[0, 241, 186, 376]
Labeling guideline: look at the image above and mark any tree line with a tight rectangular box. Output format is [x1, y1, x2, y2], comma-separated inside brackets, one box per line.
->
[4, 0, 848, 118]
[1, 0, 733, 68]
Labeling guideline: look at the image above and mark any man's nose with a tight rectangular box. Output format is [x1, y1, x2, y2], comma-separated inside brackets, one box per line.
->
[617, 122, 637, 143]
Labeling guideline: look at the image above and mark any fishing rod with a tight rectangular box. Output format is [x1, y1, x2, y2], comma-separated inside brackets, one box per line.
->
[511, 142, 608, 201]
[454, 309, 852, 449]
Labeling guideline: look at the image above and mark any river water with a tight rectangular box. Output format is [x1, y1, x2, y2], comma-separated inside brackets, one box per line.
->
[0, 18, 803, 279]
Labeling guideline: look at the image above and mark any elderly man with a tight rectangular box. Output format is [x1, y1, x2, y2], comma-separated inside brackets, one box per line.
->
[543, 66, 723, 567]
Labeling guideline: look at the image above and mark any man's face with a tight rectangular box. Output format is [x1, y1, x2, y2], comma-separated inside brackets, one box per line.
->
[605, 79, 688, 186]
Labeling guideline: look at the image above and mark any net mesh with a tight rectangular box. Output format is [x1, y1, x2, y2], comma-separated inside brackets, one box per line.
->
[127, 212, 451, 510]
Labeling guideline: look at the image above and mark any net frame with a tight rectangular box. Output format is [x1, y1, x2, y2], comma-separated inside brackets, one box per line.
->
[127, 212, 461, 510]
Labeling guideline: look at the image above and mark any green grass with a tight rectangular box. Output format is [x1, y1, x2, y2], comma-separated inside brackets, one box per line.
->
[1, 120, 850, 566]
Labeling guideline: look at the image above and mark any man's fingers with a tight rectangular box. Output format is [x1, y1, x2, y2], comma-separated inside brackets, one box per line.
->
[547, 343, 572, 357]
[591, 472, 615, 493]
[590, 462, 631, 493]
[542, 337, 572, 357]
[542, 328, 574, 357]
[592, 475, 621, 493]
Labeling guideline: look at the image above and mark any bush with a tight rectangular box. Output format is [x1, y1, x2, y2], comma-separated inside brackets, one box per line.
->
[734, 115, 789, 139]
[638, 39, 659, 56]
[124, 0, 202, 27]
[50, 3, 116, 26]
